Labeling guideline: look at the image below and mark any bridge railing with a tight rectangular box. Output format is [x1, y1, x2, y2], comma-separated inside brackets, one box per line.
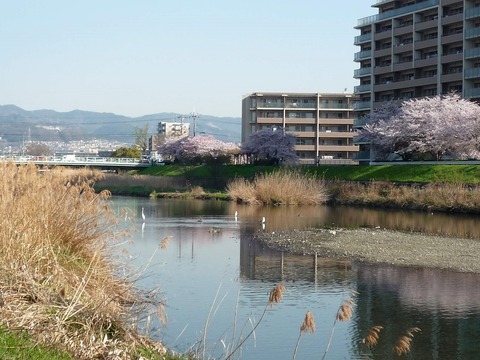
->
[0, 155, 151, 167]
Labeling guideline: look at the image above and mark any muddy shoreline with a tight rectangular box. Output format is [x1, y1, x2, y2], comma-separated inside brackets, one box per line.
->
[254, 228, 480, 273]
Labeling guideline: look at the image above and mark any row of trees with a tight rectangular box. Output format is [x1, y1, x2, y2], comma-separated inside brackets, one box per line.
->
[157, 128, 298, 165]
[359, 93, 480, 161]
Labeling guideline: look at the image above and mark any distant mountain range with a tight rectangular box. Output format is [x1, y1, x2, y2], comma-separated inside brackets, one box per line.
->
[0, 105, 241, 147]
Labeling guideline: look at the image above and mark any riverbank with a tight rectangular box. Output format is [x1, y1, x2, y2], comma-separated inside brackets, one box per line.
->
[254, 228, 480, 273]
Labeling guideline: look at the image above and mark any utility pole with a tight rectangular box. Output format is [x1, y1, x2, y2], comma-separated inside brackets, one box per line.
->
[190, 112, 200, 136]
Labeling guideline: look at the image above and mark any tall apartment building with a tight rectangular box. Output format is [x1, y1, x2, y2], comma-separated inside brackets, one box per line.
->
[242, 92, 358, 165]
[354, 0, 480, 160]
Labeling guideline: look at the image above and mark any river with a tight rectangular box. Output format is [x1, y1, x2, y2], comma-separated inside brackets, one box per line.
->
[110, 196, 480, 360]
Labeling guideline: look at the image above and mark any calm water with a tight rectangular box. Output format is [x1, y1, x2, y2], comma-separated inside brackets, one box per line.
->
[110, 197, 480, 360]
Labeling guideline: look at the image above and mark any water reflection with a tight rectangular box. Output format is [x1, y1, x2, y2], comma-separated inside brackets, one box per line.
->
[355, 263, 480, 359]
[110, 197, 480, 359]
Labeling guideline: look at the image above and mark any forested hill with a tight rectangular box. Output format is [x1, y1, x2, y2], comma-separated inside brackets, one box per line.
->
[0, 105, 241, 145]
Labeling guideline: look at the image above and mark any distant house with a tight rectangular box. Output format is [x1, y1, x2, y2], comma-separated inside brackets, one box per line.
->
[148, 121, 191, 159]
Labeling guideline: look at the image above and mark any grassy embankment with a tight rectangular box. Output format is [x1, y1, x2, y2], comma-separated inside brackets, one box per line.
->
[0, 162, 179, 359]
[95, 164, 480, 213]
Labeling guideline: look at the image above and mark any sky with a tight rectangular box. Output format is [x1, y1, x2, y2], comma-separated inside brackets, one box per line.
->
[1, 1, 375, 118]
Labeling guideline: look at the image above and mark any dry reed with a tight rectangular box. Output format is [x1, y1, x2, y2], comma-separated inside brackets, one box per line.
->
[188, 185, 206, 197]
[268, 283, 286, 306]
[0, 161, 165, 358]
[225, 283, 286, 360]
[328, 180, 480, 213]
[293, 311, 316, 360]
[227, 170, 328, 205]
[362, 325, 383, 347]
[394, 327, 421, 356]
[160, 236, 172, 249]
[322, 292, 357, 360]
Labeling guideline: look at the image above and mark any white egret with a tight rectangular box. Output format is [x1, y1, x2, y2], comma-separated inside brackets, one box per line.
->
[141, 207, 145, 221]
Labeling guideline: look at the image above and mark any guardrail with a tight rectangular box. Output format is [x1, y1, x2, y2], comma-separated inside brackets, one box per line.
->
[0, 155, 152, 168]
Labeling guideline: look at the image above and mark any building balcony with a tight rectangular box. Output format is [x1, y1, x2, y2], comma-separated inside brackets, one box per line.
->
[465, 87, 480, 98]
[318, 118, 355, 125]
[354, 84, 372, 94]
[374, 47, 392, 57]
[354, 67, 372, 78]
[256, 103, 284, 109]
[373, 99, 403, 109]
[393, 24, 413, 37]
[374, 75, 437, 91]
[374, 30, 393, 41]
[414, 56, 438, 67]
[465, 47, 480, 60]
[318, 145, 359, 152]
[357, 0, 439, 27]
[295, 144, 315, 151]
[354, 117, 370, 127]
[318, 118, 353, 126]
[393, 43, 413, 54]
[288, 131, 316, 137]
[415, 18, 438, 32]
[414, 38, 438, 50]
[353, 101, 372, 110]
[441, 72, 462, 82]
[354, 50, 372, 61]
[441, 52, 463, 63]
[442, 0, 463, 5]
[284, 118, 317, 125]
[256, 117, 283, 124]
[465, 68, 480, 80]
[318, 103, 352, 109]
[441, 32, 463, 44]
[465, 27, 480, 40]
[392, 61, 413, 72]
[441, 12, 463, 26]
[466, 7, 480, 20]
[374, 65, 394, 75]
[354, 33, 372, 45]
[285, 102, 316, 109]
[320, 131, 356, 138]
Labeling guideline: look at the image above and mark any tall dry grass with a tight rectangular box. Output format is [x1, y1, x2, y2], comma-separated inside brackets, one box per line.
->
[0, 162, 165, 358]
[328, 180, 480, 213]
[227, 170, 329, 205]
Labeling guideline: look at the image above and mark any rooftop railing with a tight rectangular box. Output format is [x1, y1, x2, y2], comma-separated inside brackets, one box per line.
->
[357, 0, 439, 27]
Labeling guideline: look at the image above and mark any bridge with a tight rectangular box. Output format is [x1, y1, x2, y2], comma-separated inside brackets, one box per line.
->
[0, 155, 153, 170]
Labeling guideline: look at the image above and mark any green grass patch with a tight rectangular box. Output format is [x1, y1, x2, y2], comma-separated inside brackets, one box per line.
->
[141, 164, 276, 178]
[0, 327, 71, 360]
[307, 165, 480, 184]
[142, 164, 480, 185]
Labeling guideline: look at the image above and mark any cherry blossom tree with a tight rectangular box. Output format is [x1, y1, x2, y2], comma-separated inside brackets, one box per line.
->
[356, 101, 404, 160]
[241, 128, 298, 165]
[158, 135, 239, 164]
[359, 93, 480, 161]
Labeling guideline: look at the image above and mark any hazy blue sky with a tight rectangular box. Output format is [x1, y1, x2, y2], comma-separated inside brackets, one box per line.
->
[1, 1, 374, 118]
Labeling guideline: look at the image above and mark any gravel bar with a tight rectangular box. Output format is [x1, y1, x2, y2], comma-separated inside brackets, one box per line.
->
[254, 228, 480, 273]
